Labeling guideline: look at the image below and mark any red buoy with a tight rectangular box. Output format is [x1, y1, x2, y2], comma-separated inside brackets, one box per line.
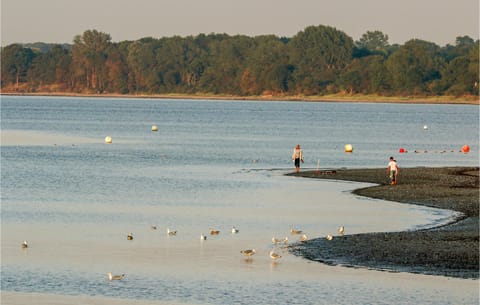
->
[461, 145, 470, 153]
[399, 148, 405, 153]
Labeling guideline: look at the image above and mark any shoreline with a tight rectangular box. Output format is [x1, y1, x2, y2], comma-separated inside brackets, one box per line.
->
[287, 167, 479, 279]
[1, 91, 479, 105]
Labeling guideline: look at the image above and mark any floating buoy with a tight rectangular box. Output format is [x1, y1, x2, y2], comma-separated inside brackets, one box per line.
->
[105, 136, 112, 144]
[151, 125, 158, 132]
[344, 144, 353, 153]
[461, 145, 470, 153]
[423, 125, 428, 130]
[399, 148, 405, 153]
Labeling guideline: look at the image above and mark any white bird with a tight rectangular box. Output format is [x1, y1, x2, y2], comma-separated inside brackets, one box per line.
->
[299, 234, 308, 242]
[107, 272, 125, 281]
[167, 228, 177, 236]
[127, 233, 133, 240]
[338, 226, 345, 236]
[21, 240, 28, 248]
[281, 237, 289, 244]
[200, 233, 207, 240]
[290, 227, 302, 235]
[231, 226, 239, 234]
[326, 234, 334, 241]
[272, 237, 280, 244]
[269, 251, 282, 260]
[240, 249, 256, 257]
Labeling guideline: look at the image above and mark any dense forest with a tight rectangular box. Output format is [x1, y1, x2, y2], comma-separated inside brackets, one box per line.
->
[1, 25, 479, 97]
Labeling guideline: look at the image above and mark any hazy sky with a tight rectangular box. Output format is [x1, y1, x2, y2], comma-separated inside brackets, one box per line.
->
[1, 0, 478, 46]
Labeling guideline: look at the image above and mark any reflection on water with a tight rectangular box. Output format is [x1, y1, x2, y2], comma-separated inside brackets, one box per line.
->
[1, 97, 479, 304]
[2, 177, 475, 305]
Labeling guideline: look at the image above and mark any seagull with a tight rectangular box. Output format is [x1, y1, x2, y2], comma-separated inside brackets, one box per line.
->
[167, 228, 177, 236]
[200, 233, 207, 240]
[127, 233, 133, 240]
[326, 234, 334, 241]
[21, 240, 28, 248]
[269, 251, 282, 260]
[338, 226, 344, 236]
[107, 272, 125, 281]
[240, 249, 256, 257]
[151, 225, 157, 230]
[209, 229, 220, 235]
[273, 237, 288, 244]
[231, 226, 239, 234]
[290, 227, 302, 235]
[299, 234, 308, 242]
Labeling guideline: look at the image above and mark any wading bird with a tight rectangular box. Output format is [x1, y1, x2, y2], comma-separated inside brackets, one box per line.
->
[269, 251, 282, 260]
[240, 249, 256, 257]
[107, 272, 125, 281]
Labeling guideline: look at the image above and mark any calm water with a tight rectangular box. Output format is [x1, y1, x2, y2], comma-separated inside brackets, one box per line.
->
[1, 96, 479, 305]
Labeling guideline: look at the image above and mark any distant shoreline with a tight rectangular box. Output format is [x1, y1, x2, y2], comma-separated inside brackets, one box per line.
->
[287, 167, 479, 279]
[1, 91, 479, 105]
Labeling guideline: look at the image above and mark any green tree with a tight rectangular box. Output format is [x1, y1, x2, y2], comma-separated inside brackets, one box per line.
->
[336, 55, 389, 94]
[72, 30, 112, 92]
[104, 41, 130, 94]
[26, 45, 71, 89]
[441, 41, 479, 96]
[199, 34, 253, 94]
[385, 39, 444, 95]
[127, 38, 161, 93]
[1, 44, 35, 89]
[289, 25, 354, 94]
[242, 35, 291, 95]
[356, 30, 390, 56]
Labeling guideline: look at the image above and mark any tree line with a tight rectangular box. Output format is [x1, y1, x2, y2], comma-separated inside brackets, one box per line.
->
[1, 25, 478, 97]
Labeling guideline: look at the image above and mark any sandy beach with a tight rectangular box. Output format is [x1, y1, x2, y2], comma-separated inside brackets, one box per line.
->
[1, 91, 479, 105]
[287, 167, 479, 279]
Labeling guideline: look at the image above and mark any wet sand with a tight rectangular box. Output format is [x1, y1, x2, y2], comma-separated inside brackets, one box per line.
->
[1, 292, 190, 305]
[287, 167, 479, 279]
[1, 130, 98, 146]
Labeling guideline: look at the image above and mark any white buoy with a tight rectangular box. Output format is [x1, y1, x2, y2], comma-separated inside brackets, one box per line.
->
[344, 144, 353, 153]
[105, 136, 112, 144]
[423, 125, 428, 130]
[151, 125, 158, 132]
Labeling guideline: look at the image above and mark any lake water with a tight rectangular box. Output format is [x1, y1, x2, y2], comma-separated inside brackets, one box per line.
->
[1, 96, 479, 305]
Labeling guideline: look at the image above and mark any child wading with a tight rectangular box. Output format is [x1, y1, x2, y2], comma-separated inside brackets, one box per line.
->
[387, 156, 399, 185]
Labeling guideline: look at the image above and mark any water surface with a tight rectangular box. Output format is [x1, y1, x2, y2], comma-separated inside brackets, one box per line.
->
[1, 96, 478, 304]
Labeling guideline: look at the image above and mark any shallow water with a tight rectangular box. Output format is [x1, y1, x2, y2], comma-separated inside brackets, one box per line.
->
[1, 96, 479, 304]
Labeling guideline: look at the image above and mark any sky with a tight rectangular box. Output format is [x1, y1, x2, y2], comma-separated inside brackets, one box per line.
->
[1, 0, 478, 46]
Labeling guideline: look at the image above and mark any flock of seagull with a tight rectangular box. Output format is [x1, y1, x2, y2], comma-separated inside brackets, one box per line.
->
[20, 225, 345, 281]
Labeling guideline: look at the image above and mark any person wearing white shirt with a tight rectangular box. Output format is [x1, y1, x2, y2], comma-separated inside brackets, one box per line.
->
[387, 156, 399, 185]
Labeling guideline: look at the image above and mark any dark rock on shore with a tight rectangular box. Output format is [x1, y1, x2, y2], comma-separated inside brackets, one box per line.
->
[287, 167, 479, 279]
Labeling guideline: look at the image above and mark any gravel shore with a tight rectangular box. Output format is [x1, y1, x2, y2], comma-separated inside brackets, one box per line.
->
[287, 167, 479, 279]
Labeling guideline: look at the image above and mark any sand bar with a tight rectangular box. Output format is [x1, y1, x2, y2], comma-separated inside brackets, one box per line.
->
[1, 130, 98, 146]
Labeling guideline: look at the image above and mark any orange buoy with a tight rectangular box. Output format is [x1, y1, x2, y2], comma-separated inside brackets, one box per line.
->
[461, 145, 470, 153]
[344, 144, 353, 153]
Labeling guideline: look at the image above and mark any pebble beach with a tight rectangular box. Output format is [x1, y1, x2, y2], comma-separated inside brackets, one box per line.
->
[288, 167, 479, 279]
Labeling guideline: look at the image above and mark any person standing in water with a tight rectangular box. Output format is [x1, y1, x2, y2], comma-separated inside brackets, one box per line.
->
[387, 156, 399, 185]
[292, 144, 304, 173]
